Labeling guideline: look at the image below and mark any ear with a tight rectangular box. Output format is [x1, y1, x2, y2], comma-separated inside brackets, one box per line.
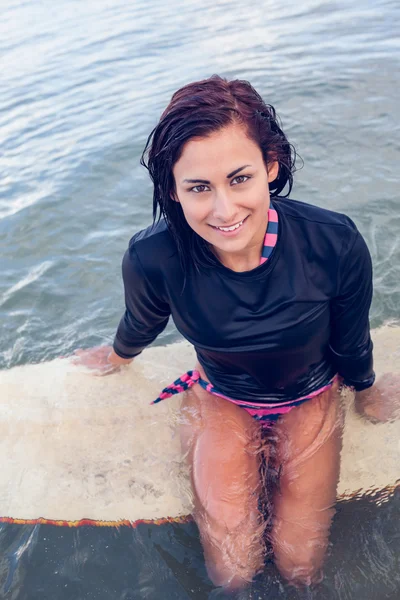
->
[267, 160, 279, 183]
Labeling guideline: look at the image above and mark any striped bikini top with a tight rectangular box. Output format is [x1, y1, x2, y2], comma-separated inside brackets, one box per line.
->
[260, 202, 278, 264]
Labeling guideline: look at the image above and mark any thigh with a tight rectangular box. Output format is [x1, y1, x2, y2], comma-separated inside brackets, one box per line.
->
[270, 381, 344, 585]
[179, 362, 266, 586]
[179, 362, 263, 524]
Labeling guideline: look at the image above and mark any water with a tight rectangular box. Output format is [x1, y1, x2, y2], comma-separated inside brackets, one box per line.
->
[1, 0, 400, 597]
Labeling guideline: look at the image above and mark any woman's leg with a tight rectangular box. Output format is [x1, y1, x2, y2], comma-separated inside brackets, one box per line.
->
[179, 363, 266, 589]
[270, 382, 344, 587]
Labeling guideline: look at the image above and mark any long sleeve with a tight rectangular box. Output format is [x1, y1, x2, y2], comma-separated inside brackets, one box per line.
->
[113, 244, 171, 359]
[329, 228, 375, 391]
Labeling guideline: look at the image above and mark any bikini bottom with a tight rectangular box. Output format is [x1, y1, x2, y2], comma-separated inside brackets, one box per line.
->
[152, 370, 339, 428]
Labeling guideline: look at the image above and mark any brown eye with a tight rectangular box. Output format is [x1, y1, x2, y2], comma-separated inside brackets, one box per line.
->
[190, 185, 209, 193]
[232, 175, 250, 185]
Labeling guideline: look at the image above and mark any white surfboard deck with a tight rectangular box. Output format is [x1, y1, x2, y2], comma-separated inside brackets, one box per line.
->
[1, 325, 399, 523]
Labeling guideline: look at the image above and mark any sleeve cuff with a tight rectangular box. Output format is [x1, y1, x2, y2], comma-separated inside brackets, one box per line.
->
[341, 371, 376, 392]
[329, 343, 374, 392]
[112, 340, 143, 360]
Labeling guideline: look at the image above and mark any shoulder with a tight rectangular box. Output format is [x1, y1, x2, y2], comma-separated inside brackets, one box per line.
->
[273, 196, 358, 231]
[126, 218, 177, 263]
[273, 196, 361, 255]
[122, 218, 180, 284]
[127, 218, 176, 256]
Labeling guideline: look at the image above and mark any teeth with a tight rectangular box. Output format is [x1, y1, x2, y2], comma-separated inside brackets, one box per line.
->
[216, 220, 244, 232]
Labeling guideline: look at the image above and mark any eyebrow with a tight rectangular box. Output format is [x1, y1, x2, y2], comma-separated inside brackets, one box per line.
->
[182, 164, 252, 184]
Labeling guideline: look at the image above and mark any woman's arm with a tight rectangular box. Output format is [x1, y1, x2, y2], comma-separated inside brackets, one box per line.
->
[329, 226, 399, 422]
[72, 240, 171, 374]
[112, 243, 170, 360]
[329, 228, 375, 392]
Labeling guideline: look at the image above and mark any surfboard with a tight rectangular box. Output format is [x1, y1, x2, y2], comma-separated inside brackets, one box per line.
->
[1, 324, 399, 527]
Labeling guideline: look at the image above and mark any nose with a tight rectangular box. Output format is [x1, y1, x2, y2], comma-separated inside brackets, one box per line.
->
[212, 190, 237, 224]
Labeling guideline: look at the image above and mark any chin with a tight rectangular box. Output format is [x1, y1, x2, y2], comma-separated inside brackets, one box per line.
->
[213, 235, 251, 252]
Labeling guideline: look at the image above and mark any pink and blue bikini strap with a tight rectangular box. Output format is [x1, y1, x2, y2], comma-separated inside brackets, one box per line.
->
[261, 203, 278, 264]
[151, 370, 216, 404]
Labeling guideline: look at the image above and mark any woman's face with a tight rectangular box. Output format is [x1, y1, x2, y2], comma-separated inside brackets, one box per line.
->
[172, 122, 278, 263]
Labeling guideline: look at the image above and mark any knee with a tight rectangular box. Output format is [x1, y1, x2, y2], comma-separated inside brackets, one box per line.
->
[272, 515, 331, 586]
[274, 540, 326, 586]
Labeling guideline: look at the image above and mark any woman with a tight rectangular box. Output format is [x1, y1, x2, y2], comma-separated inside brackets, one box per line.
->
[73, 75, 394, 589]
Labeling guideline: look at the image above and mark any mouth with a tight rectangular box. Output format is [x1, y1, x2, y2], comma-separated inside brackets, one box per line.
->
[209, 215, 249, 235]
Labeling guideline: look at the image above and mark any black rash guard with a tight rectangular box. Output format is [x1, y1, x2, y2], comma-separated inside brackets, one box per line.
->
[113, 197, 375, 402]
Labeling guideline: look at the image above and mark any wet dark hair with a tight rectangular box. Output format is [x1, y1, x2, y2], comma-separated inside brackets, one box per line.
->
[140, 74, 298, 274]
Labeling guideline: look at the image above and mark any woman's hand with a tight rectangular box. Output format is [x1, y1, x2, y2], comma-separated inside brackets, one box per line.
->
[354, 373, 400, 423]
[69, 345, 133, 376]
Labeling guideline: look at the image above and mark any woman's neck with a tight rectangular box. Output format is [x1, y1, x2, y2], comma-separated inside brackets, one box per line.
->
[217, 246, 262, 271]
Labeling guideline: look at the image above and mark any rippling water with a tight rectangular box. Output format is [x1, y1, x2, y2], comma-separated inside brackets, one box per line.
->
[1, 0, 399, 368]
[1, 0, 400, 598]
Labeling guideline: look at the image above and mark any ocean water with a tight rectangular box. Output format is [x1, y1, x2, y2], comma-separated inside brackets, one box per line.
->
[1, 0, 400, 598]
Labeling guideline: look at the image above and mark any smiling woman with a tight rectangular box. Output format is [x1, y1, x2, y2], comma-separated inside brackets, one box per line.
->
[171, 126, 279, 271]
[72, 74, 399, 591]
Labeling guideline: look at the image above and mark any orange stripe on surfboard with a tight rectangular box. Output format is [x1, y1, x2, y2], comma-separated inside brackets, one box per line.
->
[1, 483, 398, 527]
[0, 515, 193, 528]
